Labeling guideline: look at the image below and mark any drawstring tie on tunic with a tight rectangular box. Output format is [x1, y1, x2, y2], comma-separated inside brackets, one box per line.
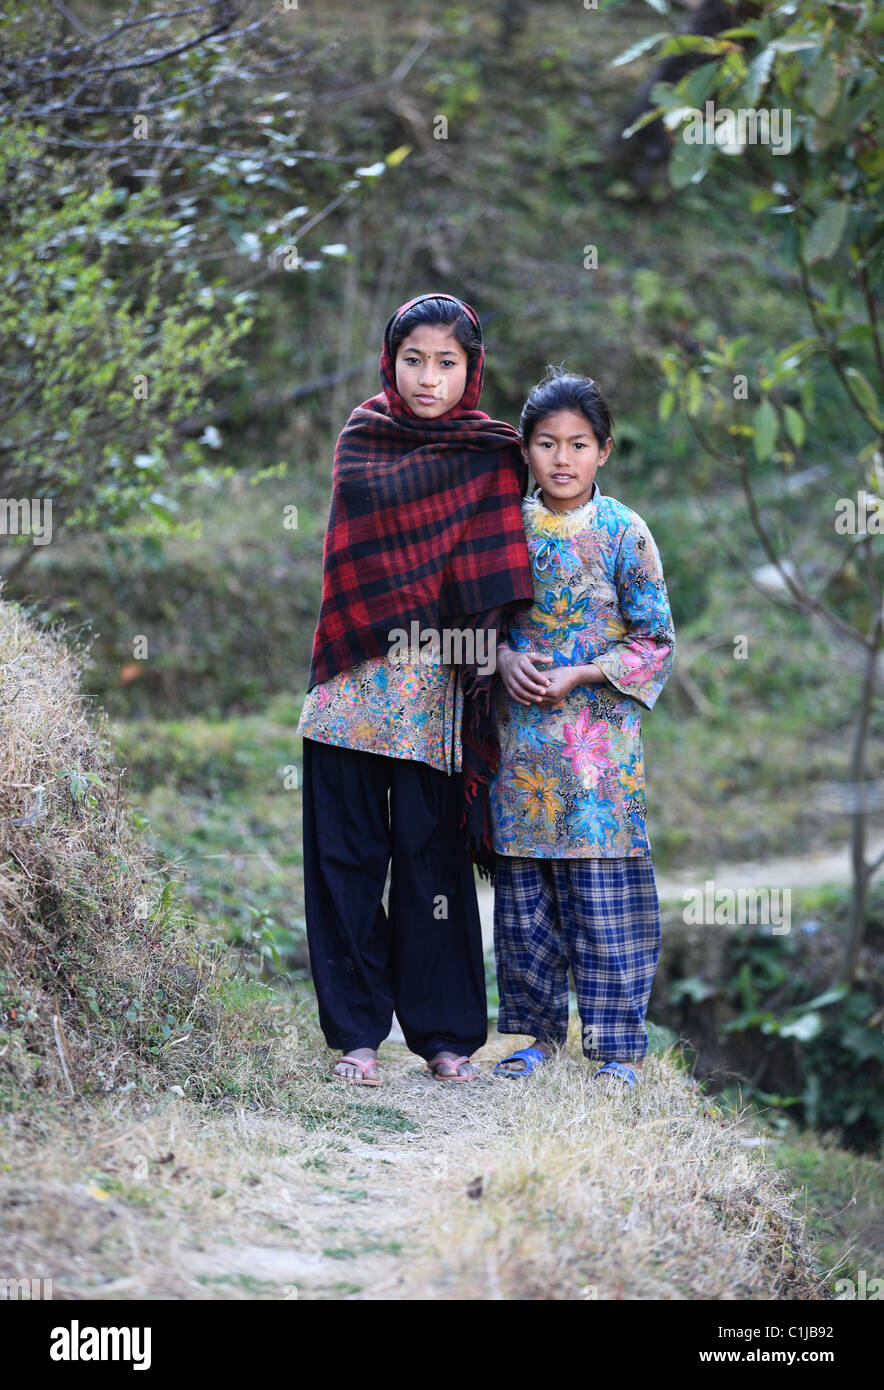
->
[532, 537, 568, 579]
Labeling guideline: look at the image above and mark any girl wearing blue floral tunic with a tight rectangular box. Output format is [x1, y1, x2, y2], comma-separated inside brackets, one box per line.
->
[490, 369, 675, 1088]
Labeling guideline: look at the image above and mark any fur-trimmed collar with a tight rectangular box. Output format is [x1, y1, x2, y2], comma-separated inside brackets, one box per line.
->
[523, 483, 601, 537]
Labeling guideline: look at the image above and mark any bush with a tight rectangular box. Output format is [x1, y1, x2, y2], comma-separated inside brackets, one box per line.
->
[652, 884, 884, 1151]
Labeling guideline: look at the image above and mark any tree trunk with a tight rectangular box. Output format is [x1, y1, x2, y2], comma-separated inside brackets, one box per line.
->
[841, 561, 884, 984]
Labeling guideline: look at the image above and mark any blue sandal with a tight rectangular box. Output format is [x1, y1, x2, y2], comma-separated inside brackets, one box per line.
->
[494, 1046, 550, 1078]
[593, 1061, 638, 1088]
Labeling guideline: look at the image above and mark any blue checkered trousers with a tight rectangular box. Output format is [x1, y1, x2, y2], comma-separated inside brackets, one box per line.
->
[493, 855, 662, 1061]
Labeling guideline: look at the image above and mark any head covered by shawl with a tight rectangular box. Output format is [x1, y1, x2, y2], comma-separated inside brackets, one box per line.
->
[376, 292, 487, 417]
[307, 292, 534, 871]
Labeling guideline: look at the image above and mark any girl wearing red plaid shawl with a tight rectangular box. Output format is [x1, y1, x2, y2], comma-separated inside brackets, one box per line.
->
[297, 294, 533, 1085]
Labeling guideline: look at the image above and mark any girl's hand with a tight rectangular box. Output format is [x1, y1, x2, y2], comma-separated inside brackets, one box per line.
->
[537, 666, 579, 706]
[538, 662, 609, 705]
[498, 648, 553, 705]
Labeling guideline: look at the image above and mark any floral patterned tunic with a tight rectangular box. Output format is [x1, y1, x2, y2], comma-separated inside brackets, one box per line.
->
[490, 487, 675, 858]
[297, 651, 464, 775]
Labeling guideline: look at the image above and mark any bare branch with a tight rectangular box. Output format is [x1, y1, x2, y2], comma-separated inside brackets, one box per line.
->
[50, 0, 92, 39]
[176, 356, 377, 435]
[859, 261, 884, 394]
[796, 241, 884, 437]
[26, 131, 351, 162]
[2, 10, 255, 88]
[736, 453, 867, 648]
[679, 395, 874, 646]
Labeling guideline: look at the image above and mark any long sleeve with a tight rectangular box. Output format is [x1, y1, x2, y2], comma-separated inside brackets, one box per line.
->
[591, 516, 675, 711]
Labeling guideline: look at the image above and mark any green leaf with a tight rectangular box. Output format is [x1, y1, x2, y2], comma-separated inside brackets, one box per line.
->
[837, 324, 873, 349]
[621, 106, 666, 140]
[678, 63, 722, 110]
[659, 389, 676, 422]
[806, 56, 840, 117]
[670, 976, 716, 1004]
[805, 202, 849, 263]
[649, 80, 678, 108]
[724, 1009, 775, 1034]
[783, 405, 805, 447]
[777, 336, 818, 364]
[857, 147, 884, 177]
[778, 56, 803, 97]
[841, 1022, 884, 1062]
[845, 367, 880, 419]
[659, 36, 737, 58]
[799, 984, 848, 1011]
[753, 399, 778, 460]
[743, 45, 776, 104]
[610, 32, 669, 68]
[144, 499, 178, 526]
[661, 354, 680, 385]
[646, 1022, 679, 1055]
[769, 37, 819, 54]
[778, 1011, 823, 1041]
[669, 135, 712, 190]
[717, 49, 747, 93]
[685, 370, 703, 416]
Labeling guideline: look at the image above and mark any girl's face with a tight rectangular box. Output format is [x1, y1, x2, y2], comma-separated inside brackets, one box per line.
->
[394, 324, 469, 418]
[525, 409, 612, 509]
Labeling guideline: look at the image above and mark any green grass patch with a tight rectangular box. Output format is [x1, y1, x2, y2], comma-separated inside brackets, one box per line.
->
[771, 1132, 884, 1287]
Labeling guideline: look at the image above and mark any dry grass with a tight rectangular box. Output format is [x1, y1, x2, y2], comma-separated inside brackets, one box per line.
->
[0, 1012, 832, 1301]
[0, 593, 289, 1107]
[408, 1029, 829, 1301]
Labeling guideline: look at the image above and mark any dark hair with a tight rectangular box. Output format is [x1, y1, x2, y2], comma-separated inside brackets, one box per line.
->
[519, 365, 615, 449]
[389, 295, 483, 369]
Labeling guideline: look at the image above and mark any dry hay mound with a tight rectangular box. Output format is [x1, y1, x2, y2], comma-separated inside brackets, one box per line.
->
[0, 593, 281, 1108]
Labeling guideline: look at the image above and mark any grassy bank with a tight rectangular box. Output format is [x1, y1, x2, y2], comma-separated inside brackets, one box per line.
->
[0, 1014, 835, 1301]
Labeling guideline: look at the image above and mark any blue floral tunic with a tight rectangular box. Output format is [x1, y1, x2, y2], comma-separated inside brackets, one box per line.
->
[490, 487, 675, 858]
[297, 652, 464, 775]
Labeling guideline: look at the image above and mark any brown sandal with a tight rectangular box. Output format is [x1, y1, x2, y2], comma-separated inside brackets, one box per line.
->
[427, 1054, 478, 1083]
[333, 1054, 382, 1086]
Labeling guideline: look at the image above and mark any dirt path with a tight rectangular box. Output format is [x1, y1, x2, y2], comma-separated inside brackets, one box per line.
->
[2, 1033, 827, 1301]
[651, 836, 884, 902]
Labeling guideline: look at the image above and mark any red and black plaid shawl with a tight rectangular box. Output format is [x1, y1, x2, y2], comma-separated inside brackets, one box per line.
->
[306, 293, 533, 872]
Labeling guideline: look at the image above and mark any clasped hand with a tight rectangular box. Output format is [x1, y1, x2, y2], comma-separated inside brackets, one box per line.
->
[497, 648, 605, 707]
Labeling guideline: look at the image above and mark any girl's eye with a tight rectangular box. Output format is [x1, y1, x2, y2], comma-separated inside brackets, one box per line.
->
[441, 359, 457, 368]
[573, 442, 586, 450]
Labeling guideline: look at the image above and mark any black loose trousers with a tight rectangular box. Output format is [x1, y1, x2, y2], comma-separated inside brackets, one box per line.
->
[301, 737, 487, 1061]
